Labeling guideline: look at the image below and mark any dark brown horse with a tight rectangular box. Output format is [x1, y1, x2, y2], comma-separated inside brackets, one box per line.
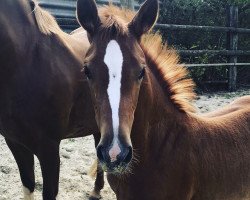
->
[0, 0, 104, 199]
[77, 0, 250, 199]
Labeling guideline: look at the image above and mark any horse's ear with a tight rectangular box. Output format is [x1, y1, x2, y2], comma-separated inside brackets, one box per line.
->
[77, 0, 100, 37]
[128, 0, 159, 39]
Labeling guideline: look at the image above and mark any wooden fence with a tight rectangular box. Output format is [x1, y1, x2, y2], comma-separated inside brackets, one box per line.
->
[156, 6, 250, 91]
[39, 1, 250, 91]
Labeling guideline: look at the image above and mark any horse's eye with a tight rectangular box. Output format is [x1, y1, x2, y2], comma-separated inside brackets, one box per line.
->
[138, 67, 146, 80]
[83, 66, 92, 79]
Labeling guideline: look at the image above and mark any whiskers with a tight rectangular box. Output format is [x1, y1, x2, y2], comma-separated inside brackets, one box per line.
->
[112, 148, 140, 180]
[96, 147, 140, 183]
[131, 148, 140, 165]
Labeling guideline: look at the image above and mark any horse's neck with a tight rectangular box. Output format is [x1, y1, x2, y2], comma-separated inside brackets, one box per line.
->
[138, 72, 197, 164]
[0, 4, 36, 87]
[132, 69, 192, 162]
[0, 0, 36, 54]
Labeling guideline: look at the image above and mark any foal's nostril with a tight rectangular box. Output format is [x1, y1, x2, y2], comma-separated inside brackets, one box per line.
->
[118, 146, 133, 164]
[124, 146, 133, 163]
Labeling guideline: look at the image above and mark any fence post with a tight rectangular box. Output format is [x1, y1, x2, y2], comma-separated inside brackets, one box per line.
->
[227, 6, 238, 92]
[120, 0, 135, 10]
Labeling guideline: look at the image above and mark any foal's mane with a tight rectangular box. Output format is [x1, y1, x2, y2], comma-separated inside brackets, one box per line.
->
[99, 5, 196, 113]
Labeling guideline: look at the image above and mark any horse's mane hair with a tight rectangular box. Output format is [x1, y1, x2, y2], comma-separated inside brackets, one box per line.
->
[31, 0, 72, 50]
[99, 5, 196, 112]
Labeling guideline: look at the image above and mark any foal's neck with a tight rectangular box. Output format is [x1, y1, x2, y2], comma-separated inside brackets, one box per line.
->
[132, 68, 193, 163]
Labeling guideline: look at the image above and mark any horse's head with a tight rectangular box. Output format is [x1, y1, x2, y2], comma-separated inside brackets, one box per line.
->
[77, 0, 158, 173]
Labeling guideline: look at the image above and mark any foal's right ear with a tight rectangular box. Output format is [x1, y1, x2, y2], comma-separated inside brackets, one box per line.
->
[77, 0, 100, 37]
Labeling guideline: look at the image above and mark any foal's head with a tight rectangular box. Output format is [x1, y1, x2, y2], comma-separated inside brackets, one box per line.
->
[77, 0, 158, 173]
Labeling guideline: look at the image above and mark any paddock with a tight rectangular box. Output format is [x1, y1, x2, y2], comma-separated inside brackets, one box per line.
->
[0, 89, 249, 200]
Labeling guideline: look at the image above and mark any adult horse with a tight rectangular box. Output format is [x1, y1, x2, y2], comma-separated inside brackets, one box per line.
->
[0, 0, 104, 199]
[77, 0, 250, 199]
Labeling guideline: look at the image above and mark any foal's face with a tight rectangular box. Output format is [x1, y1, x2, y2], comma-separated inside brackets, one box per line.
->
[84, 37, 145, 172]
[77, 0, 159, 173]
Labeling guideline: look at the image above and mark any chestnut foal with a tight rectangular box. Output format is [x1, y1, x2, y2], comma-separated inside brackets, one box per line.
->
[77, 0, 250, 199]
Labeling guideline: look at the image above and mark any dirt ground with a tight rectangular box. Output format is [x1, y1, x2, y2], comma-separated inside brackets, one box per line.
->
[0, 89, 249, 200]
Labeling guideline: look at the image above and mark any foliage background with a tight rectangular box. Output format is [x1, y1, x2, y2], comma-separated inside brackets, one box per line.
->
[138, 0, 250, 90]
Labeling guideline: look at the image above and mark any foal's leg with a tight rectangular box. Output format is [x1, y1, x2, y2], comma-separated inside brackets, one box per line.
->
[89, 134, 104, 200]
[37, 140, 60, 200]
[5, 139, 35, 200]
[89, 160, 104, 200]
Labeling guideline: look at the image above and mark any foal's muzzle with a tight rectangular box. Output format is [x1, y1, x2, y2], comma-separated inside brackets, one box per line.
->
[96, 144, 133, 173]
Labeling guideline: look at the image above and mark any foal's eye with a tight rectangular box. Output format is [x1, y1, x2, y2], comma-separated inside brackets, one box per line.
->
[138, 67, 146, 80]
[83, 66, 92, 79]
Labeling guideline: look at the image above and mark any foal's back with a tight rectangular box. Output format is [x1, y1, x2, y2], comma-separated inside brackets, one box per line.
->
[192, 96, 250, 200]
[203, 95, 250, 118]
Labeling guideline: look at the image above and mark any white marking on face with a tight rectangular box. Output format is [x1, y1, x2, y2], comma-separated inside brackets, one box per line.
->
[109, 140, 121, 162]
[104, 40, 123, 162]
[23, 186, 34, 200]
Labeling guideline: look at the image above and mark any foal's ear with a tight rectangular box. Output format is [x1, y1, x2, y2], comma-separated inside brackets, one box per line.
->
[77, 0, 100, 37]
[128, 0, 159, 39]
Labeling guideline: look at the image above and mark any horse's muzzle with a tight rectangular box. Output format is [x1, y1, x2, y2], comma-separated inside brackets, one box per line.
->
[96, 144, 133, 173]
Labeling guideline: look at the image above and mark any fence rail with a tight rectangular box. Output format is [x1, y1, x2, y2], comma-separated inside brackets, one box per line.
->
[183, 63, 250, 68]
[156, 24, 250, 34]
[178, 50, 250, 56]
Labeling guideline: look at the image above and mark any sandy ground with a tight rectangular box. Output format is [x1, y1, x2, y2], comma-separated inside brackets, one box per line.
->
[0, 89, 250, 200]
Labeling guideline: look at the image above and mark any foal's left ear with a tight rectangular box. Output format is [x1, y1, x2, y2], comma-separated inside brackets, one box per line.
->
[76, 0, 100, 37]
[128, 0, 159, 39]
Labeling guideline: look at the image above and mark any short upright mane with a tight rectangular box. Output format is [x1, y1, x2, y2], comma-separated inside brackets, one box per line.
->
[98, 5, 196, 112]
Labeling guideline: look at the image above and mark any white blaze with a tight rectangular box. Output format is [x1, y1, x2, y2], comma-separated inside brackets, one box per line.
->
[104, 40, 123, 162]
[23, 186, 34, 200]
